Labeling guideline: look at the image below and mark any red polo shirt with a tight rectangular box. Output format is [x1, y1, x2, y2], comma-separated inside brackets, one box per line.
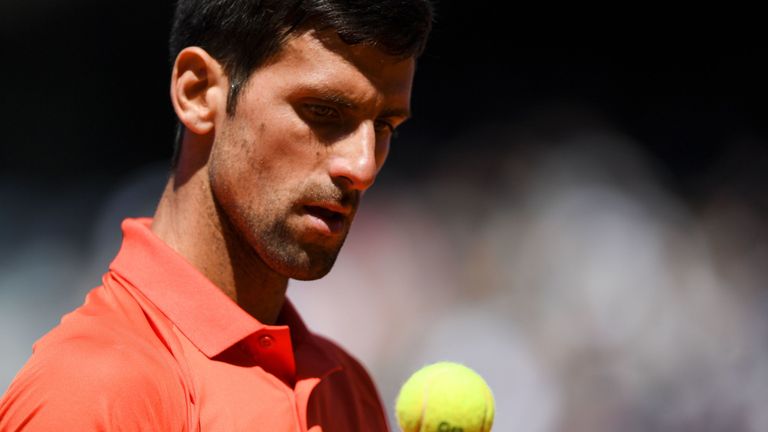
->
[0, 218, 389, 431]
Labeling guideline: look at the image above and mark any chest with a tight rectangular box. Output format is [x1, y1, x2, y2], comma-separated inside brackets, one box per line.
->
[176, 333, 388, 431]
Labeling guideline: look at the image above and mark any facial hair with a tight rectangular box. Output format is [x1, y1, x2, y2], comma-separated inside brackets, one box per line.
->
[215, 177, 361, 281]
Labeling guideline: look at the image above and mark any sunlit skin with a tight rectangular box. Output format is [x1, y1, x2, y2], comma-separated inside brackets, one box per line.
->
[152, 29, 415, 324]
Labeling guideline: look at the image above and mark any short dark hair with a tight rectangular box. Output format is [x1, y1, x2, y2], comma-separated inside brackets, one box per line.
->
[169, 0, 434, 166]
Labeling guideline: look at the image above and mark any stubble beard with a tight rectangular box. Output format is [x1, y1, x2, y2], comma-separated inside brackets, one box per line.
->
[212, 181, 356, 281]
[247, 207, 348, 281]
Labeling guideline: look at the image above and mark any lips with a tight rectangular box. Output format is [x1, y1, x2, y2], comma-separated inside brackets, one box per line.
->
[303, 204, 348, 235]
[305, 205, 344, 222]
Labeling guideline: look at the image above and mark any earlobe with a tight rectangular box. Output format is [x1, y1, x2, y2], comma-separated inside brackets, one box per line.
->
[170, 47, 227, 136]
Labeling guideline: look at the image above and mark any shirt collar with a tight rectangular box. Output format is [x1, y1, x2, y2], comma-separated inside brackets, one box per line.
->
[108, 217, 335, 381]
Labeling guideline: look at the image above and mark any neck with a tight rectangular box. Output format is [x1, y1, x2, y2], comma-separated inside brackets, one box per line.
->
[151, 164, 288, 325]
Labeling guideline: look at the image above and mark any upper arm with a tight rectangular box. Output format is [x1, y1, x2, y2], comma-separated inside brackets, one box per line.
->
[0, 337, 189, 431]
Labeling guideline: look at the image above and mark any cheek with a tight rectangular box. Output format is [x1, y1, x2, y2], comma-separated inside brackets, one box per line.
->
[212, 100, 324, 201]
[257, 126, 320, 188]
[209, 121, 267, 209]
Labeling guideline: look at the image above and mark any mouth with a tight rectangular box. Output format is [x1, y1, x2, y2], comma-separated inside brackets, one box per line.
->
[303, 205, 347, 235]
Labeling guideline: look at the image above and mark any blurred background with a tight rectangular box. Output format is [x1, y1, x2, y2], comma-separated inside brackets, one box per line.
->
[2, 2, 768, 431]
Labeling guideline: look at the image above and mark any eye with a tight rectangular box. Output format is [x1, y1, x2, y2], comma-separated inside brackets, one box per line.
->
[374, 119, 398, 138]
[304, 103, 339, 120]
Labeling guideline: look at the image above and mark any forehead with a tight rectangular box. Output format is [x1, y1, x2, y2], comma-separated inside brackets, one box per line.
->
[249, 29, 416, 111]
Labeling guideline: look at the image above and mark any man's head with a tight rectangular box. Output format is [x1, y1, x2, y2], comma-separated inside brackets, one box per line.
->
[170, 0, 433, 118]
[168, 0, 432, 281]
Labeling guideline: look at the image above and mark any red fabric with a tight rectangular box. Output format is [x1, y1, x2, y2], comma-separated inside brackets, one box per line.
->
[0, 218, 389, 431]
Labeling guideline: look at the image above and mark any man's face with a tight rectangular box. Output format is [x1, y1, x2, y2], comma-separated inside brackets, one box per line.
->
[208, 29, 415, 280]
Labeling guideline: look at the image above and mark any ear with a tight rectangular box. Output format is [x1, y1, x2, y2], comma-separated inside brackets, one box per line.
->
[170, 47, 228, 136]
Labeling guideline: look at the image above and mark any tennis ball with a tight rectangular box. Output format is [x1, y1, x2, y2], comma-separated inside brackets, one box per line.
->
[395, 361, 495, 432]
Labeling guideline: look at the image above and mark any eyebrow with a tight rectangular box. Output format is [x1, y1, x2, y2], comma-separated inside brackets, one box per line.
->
[314, 89, 412, 120]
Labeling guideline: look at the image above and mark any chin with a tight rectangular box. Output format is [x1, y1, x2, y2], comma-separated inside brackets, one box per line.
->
[280, 259, 337, 281]
[266, 244, 342, 281]
[243, 210, 351, 281]
[289, 270, 332, 282]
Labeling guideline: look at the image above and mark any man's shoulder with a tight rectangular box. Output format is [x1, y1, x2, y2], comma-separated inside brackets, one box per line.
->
[33, 282, 171, 357]
[0, 334, 190, 430]
[0, 284, 191, 430]
[16, 330, 180, 394]
[30, 281, 187, 389]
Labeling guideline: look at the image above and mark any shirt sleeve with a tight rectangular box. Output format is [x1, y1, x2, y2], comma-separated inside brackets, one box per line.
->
[0, 337, 189, 431]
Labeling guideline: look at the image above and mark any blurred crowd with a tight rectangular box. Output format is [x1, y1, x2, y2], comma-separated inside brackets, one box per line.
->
[2, 105, 768, 431]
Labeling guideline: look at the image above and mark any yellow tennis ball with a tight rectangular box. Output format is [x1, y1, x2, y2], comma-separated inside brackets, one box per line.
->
[395, 361, 495, 432]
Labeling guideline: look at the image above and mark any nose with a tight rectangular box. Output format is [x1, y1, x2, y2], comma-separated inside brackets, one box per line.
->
[328, 121, 385, 191]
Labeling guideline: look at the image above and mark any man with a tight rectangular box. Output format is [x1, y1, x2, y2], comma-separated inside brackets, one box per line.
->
[0, 0, 433, 430]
